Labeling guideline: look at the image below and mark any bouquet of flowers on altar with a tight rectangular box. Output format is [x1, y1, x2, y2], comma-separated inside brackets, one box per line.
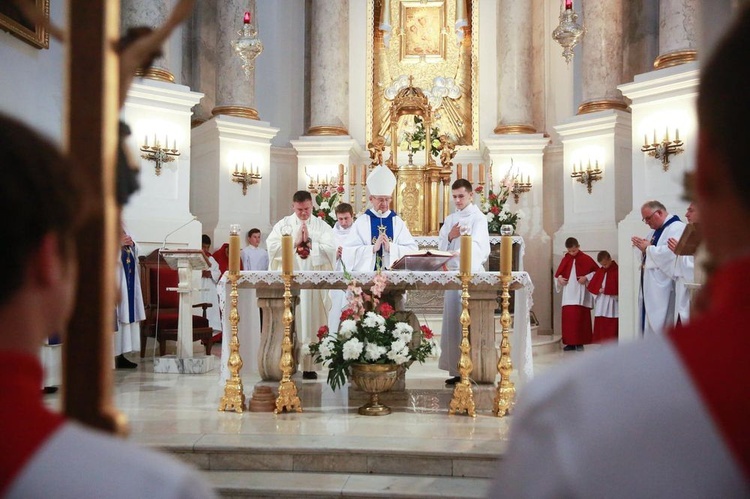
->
[312, 184, 345, 228]
[399, 115, 441, 158]
[475, 167, 520, 234]
[304, 271, 436, 391]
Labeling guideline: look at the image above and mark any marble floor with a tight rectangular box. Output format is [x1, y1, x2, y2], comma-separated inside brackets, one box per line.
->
[44, 340, 601, 497]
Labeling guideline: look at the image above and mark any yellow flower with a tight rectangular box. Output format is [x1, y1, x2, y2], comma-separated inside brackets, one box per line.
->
[399, 140, 408, 151]
[410, 140, 421, 150]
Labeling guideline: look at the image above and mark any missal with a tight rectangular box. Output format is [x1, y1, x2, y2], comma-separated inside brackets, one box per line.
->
[389, 249, 456, 271]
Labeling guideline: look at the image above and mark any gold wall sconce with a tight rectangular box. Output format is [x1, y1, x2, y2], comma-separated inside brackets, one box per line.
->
[140, 135, 180, 176]
[571, 159, 602, 194]
[512, 174, 532, 203]
[641, 127, 684, 171]
[232, 163, 262, 195]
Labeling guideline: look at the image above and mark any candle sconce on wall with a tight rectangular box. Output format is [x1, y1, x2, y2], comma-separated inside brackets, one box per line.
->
[641, 127, 684, 171]
[232, 163, 262, 195]
[570, 159, 602, 194]
[140, 135, 180, 176]
[512, 174, 532, 203]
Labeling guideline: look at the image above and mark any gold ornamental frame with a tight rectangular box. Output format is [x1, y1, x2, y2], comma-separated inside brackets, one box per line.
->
[0, 0, 49, 49]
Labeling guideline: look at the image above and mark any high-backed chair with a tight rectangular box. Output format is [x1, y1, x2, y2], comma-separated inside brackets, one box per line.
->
[139, 249, 215, 357]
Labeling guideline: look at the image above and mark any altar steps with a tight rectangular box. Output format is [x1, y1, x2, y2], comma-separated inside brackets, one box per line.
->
[160, 433, 499, 498]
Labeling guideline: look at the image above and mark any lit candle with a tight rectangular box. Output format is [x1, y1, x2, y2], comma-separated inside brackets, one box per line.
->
[153, 134, 157, 147]
[243, 11, 251, 24]
[173, 139, 177, 150]
[526, 174, 530, 184]
[479, 163, 485, 183]
[572, 163, 577, 174]
[457, 164, 463, 179]
[565, 0, 573, 10]
[460, 234, 472, 276]
[243, 162, 247, 174]
[587, 159, 591, 171]
[234, 163, 238, 173]
[229, 226, 241, 274]
[653, 129, 657, 145]
[500, 235, 513, 275]
[467, 164, 473, 183]
[595, 160, 599, 170]
[675, 128, 680, 141]
[644, 134, 648, 147]
[144, 135, 148, 147]
[665, 126, 669, 142]
[281, 233, 293, 275]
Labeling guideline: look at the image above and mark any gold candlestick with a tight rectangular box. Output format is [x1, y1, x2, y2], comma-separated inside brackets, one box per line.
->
[493, 235, 516, 417]
[219, 273, 246, 412]
[361, 164, 368, 210]
[274, 272, 302, 413]
[449, 271, 476, 417]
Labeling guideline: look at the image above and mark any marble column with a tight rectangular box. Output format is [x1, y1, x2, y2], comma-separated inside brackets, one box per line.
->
[578, 0, 628, 115]
[494, 0, 535, 134]
[307, 0, 349, 136]
[654, 0, 699, 69]
[213, 0, 260, 120]
[121, 0, 174, 82]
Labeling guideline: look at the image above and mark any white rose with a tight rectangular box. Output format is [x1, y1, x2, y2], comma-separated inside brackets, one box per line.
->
[342, 338, 364, 360]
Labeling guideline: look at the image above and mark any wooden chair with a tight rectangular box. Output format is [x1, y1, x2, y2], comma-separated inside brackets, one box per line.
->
[139, 249, 215, 357]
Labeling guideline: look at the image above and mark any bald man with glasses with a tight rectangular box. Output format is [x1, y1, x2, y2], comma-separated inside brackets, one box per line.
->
[631, 200, 686, 336]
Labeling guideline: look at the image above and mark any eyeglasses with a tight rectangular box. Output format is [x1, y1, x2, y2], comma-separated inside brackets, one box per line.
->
[642, 210, 660, 222]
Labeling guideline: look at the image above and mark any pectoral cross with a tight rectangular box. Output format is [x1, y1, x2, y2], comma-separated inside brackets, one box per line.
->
[377, 222, 388, 238]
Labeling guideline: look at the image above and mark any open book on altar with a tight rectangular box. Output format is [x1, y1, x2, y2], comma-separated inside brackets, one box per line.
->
[390, 250, 455, 271]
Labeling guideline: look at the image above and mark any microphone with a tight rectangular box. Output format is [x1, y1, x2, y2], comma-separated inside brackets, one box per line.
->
[161, 216, 198, 249]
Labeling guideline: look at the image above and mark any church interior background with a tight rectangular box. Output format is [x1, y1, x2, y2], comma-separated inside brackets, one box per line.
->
[0, 0, 744, 495]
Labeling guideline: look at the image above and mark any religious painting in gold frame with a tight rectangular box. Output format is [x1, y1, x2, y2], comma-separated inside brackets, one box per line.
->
[400, 1, 445, 63]
[0, 0, 50, 49]
[367, 0, 478, 151]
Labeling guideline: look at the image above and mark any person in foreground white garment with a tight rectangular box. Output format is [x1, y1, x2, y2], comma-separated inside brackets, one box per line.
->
[437, 179, 490, 385]
[667, 202, 699, 325]
[344, 165, 418, 271]
[490, 9, 750, 497]
[241, 227, 269, 271]
[327, 202, 358, 334]
[631, 200, 686, 336]
[114, 226, 145, 369]
[266, 190, 336, 379]
[0, 114, 216, 498]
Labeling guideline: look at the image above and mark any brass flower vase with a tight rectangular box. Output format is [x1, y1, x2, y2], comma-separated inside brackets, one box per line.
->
[350, 363, 399, 416]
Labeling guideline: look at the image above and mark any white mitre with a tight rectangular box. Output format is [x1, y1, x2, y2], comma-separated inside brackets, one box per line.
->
[367, 165, 397, 196]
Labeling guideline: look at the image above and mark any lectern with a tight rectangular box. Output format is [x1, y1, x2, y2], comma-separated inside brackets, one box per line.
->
[154, 249, 216, 374]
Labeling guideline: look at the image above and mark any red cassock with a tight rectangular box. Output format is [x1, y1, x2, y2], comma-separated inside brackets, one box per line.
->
[212, 242, 243, 275]
[555, 252, 598, 345]
[588, 262, 619, 343]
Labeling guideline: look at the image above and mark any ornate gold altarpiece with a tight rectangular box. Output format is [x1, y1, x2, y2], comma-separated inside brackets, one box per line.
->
[366, 0, 479, 236]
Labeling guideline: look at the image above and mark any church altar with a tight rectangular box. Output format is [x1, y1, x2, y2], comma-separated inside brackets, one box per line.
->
[412, 235, 526, 271]
[219, 270, 534, 385]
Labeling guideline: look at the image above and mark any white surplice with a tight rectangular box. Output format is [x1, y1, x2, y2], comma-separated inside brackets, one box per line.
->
[344, 210, 418, 271]
[266, 214, 336, 371]
[327, 222, 358, 334]
[640, 216, 686, 336]
[241, 245, 269, 271]
[436, 203, 490, 376]
[673, 254, 694, 324]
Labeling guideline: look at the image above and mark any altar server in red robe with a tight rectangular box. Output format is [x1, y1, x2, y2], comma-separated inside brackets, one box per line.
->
[554, 237, 598, 351]
[0, 114, 216, 498]
[587, 251, 619, 343]
[489, 8, 750, 497]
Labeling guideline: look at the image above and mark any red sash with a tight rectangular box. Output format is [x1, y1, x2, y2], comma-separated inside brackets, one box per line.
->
[670, 256, 750, 480]
[555, 251, 598, 279]
[587, 261, 618, 295]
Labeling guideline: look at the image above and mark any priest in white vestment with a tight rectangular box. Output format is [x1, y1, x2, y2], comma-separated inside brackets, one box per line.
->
[632, 201, 686, 337]
[115, 228, 144, 368]
[344, 165, 418, 271]
[437, 179, 490, 384]
[327, 203, 358, 334]
[266, 191, 336, 378]
[668, 202, 699, 325]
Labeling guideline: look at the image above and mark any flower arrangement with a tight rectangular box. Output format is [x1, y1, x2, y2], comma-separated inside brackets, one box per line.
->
[399, 115, 441, 158]
[312, 184, 345, 228]
[475, 168, 520, 234]
[305, 272, 436, 391]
